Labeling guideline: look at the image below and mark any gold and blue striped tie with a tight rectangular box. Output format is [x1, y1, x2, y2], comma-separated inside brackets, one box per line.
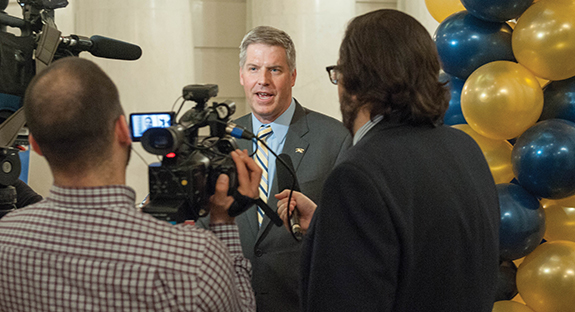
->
[256, 125, 273, 227]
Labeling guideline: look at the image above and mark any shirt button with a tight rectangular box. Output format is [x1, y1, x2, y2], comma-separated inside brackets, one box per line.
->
[255, 249, 263, 257]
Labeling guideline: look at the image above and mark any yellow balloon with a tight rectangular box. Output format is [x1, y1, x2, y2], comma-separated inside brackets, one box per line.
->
[452, 124, 514, 184]
[513, 292, 527, 305]
[516, 241, 575, 312]
[425, 0, 466, 23]
[536, 76, 550, 88]
[544, 204, 575, 242]
[492, 301, 535, 312]
[461, 61, 543, 140]
[512, 0, 575, 80]
[541, 193, 575, 208]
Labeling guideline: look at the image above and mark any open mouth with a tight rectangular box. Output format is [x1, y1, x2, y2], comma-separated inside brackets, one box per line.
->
[256, 92, 274, 100]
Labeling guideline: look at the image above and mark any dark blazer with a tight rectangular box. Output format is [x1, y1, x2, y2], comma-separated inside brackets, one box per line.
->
[234, 100, 351, 311]
[301, 121, 500, 311]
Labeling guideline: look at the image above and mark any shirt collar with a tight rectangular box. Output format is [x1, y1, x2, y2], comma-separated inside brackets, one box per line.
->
[353, 114, 384, 145]
[251, 98, 296, 141]
[48, 185, 136, 209]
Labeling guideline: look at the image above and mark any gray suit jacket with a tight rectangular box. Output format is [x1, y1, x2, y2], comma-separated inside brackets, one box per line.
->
[233, 100, 351, 311]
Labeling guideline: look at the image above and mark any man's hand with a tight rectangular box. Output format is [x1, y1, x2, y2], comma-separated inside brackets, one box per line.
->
[275, 190, 317, 235]
[209, 149, 261, 224]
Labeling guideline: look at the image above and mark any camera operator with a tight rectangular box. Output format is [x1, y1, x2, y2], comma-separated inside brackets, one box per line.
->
[0, 57, 259, 311]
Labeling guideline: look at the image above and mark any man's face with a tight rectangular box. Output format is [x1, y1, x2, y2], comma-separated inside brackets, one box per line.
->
[240, 43, 296, 123]
[144, 117, 152, 129]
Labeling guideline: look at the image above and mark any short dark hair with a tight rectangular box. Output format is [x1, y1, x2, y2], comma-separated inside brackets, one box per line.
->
[339, 9, 449, 126]
[24, 57, 124, 172]
[239, 26, 296, 72]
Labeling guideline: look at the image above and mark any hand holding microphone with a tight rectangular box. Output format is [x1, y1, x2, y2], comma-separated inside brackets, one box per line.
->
[276, 154, 317, 240]
[276, 190, 317, 237]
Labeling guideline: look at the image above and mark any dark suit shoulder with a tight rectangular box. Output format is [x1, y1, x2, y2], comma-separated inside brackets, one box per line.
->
[295, 107, 351, 145]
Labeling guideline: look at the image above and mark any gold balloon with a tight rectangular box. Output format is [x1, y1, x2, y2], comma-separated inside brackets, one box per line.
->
[544, 204, 575, 242]
[492, 301, 535, 312]
[541, 193, 575, 208]
[516, 241, 575, 312]
[512, 0, 575, 80]
[452, 124, 514, 184]
[425, 0, 465, 23]
[536, 77, 550, 88]
[461, 61, 543, 140]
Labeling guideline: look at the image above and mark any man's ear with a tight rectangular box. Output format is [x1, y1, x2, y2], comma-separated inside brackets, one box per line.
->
[28, 134, 44, 156]
[116, 115, 132, 147]
[291, 68, 297, 87]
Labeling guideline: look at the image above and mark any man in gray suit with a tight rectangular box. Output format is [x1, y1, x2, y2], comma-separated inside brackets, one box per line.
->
[234, 26, 351, 311]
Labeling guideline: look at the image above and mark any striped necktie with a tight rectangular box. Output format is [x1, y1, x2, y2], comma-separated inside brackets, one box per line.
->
[256, 125, 273, 227]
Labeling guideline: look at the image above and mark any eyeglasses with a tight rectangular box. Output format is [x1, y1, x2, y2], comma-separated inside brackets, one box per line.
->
[326, 65, 340, 85]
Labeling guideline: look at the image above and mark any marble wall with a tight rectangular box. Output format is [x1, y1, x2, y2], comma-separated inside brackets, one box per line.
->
[3, 0, 442, 200]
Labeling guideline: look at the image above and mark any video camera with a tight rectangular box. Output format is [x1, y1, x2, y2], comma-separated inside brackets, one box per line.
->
[137, 84, 241, 223]
[0, 0, 142, 99]
[0, 0, 142, 217]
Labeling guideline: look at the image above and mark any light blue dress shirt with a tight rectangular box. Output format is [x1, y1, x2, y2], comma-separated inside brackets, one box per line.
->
[353, 114, 383, 146]
[251, 98, 296, 195]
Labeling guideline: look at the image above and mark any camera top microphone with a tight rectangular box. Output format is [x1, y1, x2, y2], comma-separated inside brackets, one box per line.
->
[60, 35, 142, 61]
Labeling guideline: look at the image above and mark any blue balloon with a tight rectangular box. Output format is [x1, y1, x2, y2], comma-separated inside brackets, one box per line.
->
[440, 73, 467, 125]
[495, 260, 518, 301]
[497, 183, 545, 261]
[512, 119, 575, 199]
[461, 0, 533, 22]
[435, 11, 515, 80]
[539, 76, 575, 123]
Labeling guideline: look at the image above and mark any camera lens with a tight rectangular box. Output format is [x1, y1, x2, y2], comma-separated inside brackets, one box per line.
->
[141, 127, 181, 155]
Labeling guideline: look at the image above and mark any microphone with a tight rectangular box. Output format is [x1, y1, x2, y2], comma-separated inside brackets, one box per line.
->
[0, 12, 26, 29]
[226, 122, 255, 140]
[277, 153, 303, 240]
[60, 35, 142, 60]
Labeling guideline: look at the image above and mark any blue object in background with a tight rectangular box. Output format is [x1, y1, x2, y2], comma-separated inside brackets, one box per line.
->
[434, 11, 515, 80]
[0, 93, 27, 183]
[18, 149, 30, 183]
[539, 76, 575, 123]
[440, 73, 467, 125]
[461, 0, 534, 22]
[512, 119, 575, 199]
[497, 183, 545, 261]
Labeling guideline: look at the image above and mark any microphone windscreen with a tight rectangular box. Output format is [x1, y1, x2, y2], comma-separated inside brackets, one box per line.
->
[89, 35, 142, 60]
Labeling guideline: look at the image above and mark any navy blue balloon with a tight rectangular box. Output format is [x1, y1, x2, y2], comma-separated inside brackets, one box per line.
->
[512, 119, 575, 199]
[539, 76, 575, 123]
[435, 11, 515, 80]
[440, 73, 467, 125]
[461, 0, 533, 22]
[495, 260, 518, 301]
[497, 183, 545, 260]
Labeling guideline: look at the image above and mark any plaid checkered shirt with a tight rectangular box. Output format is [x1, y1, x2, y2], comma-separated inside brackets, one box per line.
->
[0, 185, 255, 311]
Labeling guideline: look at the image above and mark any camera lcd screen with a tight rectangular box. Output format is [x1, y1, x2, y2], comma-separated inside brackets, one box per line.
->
[130, 112, 174, 142]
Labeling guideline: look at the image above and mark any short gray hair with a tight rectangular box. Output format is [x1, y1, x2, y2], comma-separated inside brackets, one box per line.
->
[239, 26, 296, 72]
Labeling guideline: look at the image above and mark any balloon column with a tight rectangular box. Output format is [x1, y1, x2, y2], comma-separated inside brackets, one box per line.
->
[427, 0, 575, 310]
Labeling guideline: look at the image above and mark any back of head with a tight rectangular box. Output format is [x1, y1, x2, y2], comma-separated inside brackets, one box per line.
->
[339, 9, 448, 126]
[239, 25, 297, 72]
[24, 57, 124, 173]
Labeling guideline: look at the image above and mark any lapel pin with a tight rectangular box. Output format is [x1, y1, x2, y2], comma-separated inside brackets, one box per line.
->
[295, 148, 305, 154]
